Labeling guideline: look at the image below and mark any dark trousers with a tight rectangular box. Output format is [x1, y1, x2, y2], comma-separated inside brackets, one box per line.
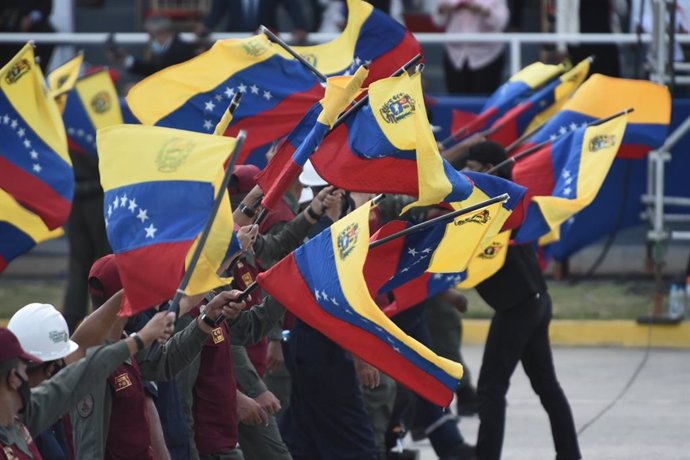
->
[62, 192, 111, 331]
[444, 51, 505, 95]
[281, 320, 377, 460]
[476, 292, 581, 460]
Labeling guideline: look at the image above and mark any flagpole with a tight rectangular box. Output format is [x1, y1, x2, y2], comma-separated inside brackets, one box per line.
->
[260, 26, 328, 82]
[439, 108, 498, 149]
[486, 108, 634, 175]
[217, 193, 509, 320]
[168, 131, 247, 318]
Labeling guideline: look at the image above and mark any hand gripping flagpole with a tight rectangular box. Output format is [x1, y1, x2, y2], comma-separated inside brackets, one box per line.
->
[226, 193, 509, 310]
[260, 26, 328, 82]
[168, 105, 245, 318]
[485, 108, 634, 175]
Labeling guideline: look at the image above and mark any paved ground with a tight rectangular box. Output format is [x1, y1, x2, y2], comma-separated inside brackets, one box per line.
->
[407, 345, 690, 460]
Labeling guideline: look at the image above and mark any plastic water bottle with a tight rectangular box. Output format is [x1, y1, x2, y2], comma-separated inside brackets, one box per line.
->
[668, 284, 686, 319]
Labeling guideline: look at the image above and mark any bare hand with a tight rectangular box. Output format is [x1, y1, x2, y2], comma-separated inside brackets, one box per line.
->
[138, 311, 176, 347]
[200, 291, 246, 330]
[254, 390, 281, 415]
[237, 391, 269, 425]
[237, 224, 258, 251]
[266, 340, 285, 373]
[354, 356, 380, 389]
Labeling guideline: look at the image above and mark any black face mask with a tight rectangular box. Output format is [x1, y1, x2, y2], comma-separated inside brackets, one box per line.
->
[15, 372, 31, 413]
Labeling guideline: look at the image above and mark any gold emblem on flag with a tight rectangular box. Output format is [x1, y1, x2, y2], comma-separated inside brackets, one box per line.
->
[91, 91, 112, 113]
[300, 53, 318, 66]
[588, 134, 616, 153]
[156, 138, 195, 173]
[337, 223, 359, 260]
[454, 209, 491, 226]
[478, 240, 504, 260]
[243, 37, 269, 57]
[4, 59, 31, 84]
[379, 93, 416, 124]
[114, 373, 133, 392]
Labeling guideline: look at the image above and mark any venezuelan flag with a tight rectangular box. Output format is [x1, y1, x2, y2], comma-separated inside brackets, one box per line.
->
[256, 202, 463, 406]
[518, 74, 671, 159]
[0, 44, 73, 230]
[62, 70, 123, 156]
[98, 125, 238, 315]
[289, 0, 421, 84]
[258, 67, 368, 209]
[307, 72, 473, 208]
[513, 113, 628, 244]
[125, 35, 324, 166]
[486, 58, 591, 147]
[0, 189, 63, 273]
[47, 52, 83, 112]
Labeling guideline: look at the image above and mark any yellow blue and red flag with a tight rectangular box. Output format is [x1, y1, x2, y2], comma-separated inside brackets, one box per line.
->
[486, 58, 591, 146]
[0, 44, 73, 230]
[258, 67, 368, 209]
[513, 113, 628, 244]
[0, 189, 63, 273]
[97, 125, 239, 316]
[256, 202, 464, 406]
[298, 72, 473, 208]
[290, 0, 421, 85]
[457, 230, 511, 289]
[47, 51, 83, 112]
[125, 35, 324, 166]
[62, 69, 123, 156]
[515, 74, 671, 159]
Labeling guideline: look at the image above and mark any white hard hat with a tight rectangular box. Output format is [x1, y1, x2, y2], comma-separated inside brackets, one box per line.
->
[298, 186, 314, 204]
[8, 303, 79, 362]
[299, 160, 328, 187]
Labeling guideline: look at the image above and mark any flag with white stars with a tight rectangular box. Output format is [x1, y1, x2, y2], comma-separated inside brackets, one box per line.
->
[257, 201, 464, 406]
[126, 34, 324, 167]
[290, 0, 421, 85]
[486, 58, 591, 147]
[0, 188, 63, 273]
[515, 74, 670, 160]
[307, 72, 474, 209]
[513, 113, 628, 244]
[62, 69, 123, 156]
[0, 43, 73, 230]
[97, 124, 239, 316]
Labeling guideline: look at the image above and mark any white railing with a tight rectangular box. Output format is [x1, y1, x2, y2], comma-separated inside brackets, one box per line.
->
[3, 31, 690, 74]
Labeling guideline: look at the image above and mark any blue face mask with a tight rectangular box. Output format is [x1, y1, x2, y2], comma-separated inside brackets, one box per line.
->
[150, 40, 166, 55]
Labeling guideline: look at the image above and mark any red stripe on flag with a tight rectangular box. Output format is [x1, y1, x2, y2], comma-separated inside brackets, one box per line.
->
[0, 156, 71, 230]
[364, 33, 423, 85]
[225, 84, 324, 164]
[0, 256, 8, 274]
[257, 253, 456, 406]
[363, 220, 408, 296]
[116, 241, 190, 316]
[262, 160, 303, 210]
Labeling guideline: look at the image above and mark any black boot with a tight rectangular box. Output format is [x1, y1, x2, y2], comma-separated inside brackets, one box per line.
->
[455, 385, 480, 417]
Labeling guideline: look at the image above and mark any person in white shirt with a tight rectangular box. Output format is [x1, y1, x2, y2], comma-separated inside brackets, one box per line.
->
[430, 0, 510, 94]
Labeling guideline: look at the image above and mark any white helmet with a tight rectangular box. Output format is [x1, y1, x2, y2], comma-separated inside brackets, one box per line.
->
[299, 160, 328, 187]
[8, 303, 79, 362]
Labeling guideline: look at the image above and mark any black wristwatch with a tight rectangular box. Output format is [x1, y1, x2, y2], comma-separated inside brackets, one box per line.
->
[239, 202, 256, 218]
[199, 312, 218, 328]
[129, 333, 145, 351]
[306, 205, 322, 221]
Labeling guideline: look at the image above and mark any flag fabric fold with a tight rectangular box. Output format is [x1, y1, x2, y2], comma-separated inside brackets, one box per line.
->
[47, 52, 83, 111]
[125, 35, 324, 166]
[458, 230, 511, 289]
[256, 202, 463, 406]
[259, 67, 369, 209]
[0, 43, 73, 230]
[486, 58, 591, 147]
[0, 189, 63, 273]
[97, 125, 237, 316]
[63, 70, 123, 156]
[515, 74, 671, 159]
[302, 72, 473, 208]
[290, 0, 421, 84]
[513, 113, 629, 244]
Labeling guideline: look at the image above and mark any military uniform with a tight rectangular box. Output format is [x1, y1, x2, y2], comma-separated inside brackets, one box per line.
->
[0, 341, 139, 459]
[68, 318, 209, 459]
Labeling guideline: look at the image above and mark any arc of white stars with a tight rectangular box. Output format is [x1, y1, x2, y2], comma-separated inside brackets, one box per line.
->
[137, 208, 149, 223]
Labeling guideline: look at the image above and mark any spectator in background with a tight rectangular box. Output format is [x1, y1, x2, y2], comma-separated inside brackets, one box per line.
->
[430, 0, 510, 95]
[107, 15, 196, 78]
[0, 0, 55, 72]
[196, 0, 309, 43]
